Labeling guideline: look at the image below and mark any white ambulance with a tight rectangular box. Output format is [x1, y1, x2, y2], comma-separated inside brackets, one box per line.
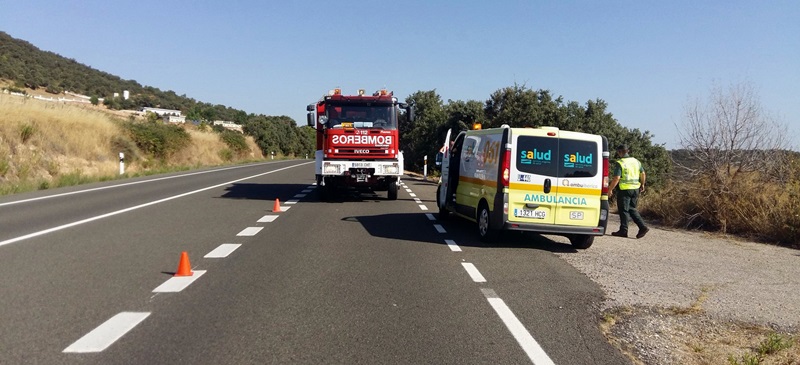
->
[436, 125, 610, 249]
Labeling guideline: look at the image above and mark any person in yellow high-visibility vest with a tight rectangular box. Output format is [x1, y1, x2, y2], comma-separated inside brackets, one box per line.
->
[608, 145, 649, 239]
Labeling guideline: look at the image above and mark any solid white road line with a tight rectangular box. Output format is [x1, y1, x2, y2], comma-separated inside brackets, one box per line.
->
[237, 227, 263, 236]
[0, 162, 311, 248]
[1, 162, 289, 208]
[153, 270, 207, 292]
[419, 205, 429, 211]
[425, 213, 436, 221]
[257, 215, 279, 223]
[461, 263, 486, 282]
[204, 244, 241, 258]
[63, 312, 150, 353]
[434, 224, 447, 233]
[445, 239, 462, 252]
[481, 288, 555, 365]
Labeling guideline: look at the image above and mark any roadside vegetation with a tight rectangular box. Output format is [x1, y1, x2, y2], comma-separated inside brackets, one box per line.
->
[0, 92, 263, 195]
[640, 82, 799, 246]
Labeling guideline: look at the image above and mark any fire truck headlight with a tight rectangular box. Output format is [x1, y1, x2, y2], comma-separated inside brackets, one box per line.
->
[323, 163, 341, 174]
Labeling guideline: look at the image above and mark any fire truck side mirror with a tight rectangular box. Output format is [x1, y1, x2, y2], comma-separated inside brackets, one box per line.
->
[306, 104, 315, 112]
[306, 112, 315, 127]
[408, 106, 416, 122]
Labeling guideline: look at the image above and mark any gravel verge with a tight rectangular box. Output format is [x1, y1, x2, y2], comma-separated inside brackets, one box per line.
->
[554, 214, 800, 364]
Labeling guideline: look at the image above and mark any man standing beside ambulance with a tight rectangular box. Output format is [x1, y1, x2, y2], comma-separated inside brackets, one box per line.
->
[608, 145, 649, 239]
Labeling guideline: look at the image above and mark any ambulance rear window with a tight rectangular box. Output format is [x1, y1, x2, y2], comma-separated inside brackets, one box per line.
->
[559, 139, 598, 178]
[516, 136, 558, 176]
[516, 136, 598, 177]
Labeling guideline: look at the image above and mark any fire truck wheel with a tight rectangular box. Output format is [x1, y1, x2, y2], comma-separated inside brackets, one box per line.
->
[318, 185, 330, 201]
[387, 181, 398, 200]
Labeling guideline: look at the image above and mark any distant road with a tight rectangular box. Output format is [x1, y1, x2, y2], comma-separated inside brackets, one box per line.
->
[0, 161, 628, 364]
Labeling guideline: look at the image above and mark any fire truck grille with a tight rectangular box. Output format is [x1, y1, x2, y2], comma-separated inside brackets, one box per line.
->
[335, 148, 391, 158]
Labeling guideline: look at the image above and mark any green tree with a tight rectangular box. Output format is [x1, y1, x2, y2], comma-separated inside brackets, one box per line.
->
[401, 90, 447, 171]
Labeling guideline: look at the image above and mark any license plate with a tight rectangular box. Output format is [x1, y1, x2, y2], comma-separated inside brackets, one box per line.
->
[514, 208, 546, 219]
[352, 163, 372, 168]
[569, 211, 584, 220]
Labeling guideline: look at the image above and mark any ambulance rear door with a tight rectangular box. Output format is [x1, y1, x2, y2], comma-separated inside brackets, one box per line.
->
[508, 128, 559, 225]
[553, 131, 604, 228]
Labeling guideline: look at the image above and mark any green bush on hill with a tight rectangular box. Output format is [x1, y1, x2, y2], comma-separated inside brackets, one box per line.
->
[122, 121, 191, 161]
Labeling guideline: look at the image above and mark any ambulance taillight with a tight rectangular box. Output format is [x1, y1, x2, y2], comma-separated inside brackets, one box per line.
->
[501, 148, 511, 187]
[601, 153, 610, 195]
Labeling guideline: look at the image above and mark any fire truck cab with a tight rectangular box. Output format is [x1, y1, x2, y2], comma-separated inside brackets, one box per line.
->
[307, 88, 413, 200]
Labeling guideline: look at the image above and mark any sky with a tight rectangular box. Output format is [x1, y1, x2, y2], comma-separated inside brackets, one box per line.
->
[1, 0, 798, 150]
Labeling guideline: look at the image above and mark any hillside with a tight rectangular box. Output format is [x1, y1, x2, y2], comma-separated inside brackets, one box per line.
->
[0, 90, 264, 195]
[0, 31, 316, 159]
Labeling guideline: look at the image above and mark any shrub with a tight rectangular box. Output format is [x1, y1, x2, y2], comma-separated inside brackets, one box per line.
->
[642, 167, 800, 245]
[20, 123, 36, 143]
[122, 121, 191, 160]
[218, 130, 249, 156]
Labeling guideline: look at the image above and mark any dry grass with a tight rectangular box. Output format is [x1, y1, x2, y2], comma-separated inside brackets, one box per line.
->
[0, 92, 263, 194]
[641, 169, 800, 246]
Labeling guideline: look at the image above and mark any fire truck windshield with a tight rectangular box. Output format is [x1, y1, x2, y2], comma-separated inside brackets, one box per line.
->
[325, 104, 397, 129]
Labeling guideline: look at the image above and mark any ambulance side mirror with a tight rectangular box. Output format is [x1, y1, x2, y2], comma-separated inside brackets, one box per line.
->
[435, 152, 443, 166]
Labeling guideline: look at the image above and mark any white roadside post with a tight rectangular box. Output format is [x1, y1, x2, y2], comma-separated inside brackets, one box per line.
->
[119, 152, 125, 175]
[423, 155, 428, 181]
[271, 151, 275, 160]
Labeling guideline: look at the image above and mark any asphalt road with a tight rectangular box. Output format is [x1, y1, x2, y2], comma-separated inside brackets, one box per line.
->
[0, 160, 629, 364]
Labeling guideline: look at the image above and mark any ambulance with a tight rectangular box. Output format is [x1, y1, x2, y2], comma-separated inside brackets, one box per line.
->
[436, 125, 610, 249]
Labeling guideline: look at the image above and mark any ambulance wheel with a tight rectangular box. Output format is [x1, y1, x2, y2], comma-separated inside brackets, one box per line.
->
[569, 235, 594, 249]
[477, 204, 497, 243]
[387, 181, 398, 200]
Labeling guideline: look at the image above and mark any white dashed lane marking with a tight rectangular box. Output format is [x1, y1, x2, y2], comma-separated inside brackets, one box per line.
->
[257, 215, 278, 223]
[152, 270, 207, 293]
[237, 227, 263, 236]
[301, 189, 312, 193]
[409, 193, 417, 197]
[285, 200, 299, 205]
[461, 263, 486, 283]
[434, 224, 446, 233]
[204, 244, 241, 258]
[294, 194, 307, 198]
[445, 239, 462, 252]
[425, 213, 436, 221]
[63, 312, 151, 353]
[419, 205, 429, 211]
[274, 206, 291, 212]
[481, 289, 555, 365]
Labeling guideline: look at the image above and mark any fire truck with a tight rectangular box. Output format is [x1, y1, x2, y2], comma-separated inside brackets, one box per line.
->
[306, 88, 413, 200]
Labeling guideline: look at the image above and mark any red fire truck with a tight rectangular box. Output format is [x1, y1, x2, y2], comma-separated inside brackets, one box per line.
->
[306, 88, 413, 200]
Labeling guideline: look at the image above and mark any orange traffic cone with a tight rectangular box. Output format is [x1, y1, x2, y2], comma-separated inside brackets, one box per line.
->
[273, 198, 281, 212]
[175, 251, 193, 277]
